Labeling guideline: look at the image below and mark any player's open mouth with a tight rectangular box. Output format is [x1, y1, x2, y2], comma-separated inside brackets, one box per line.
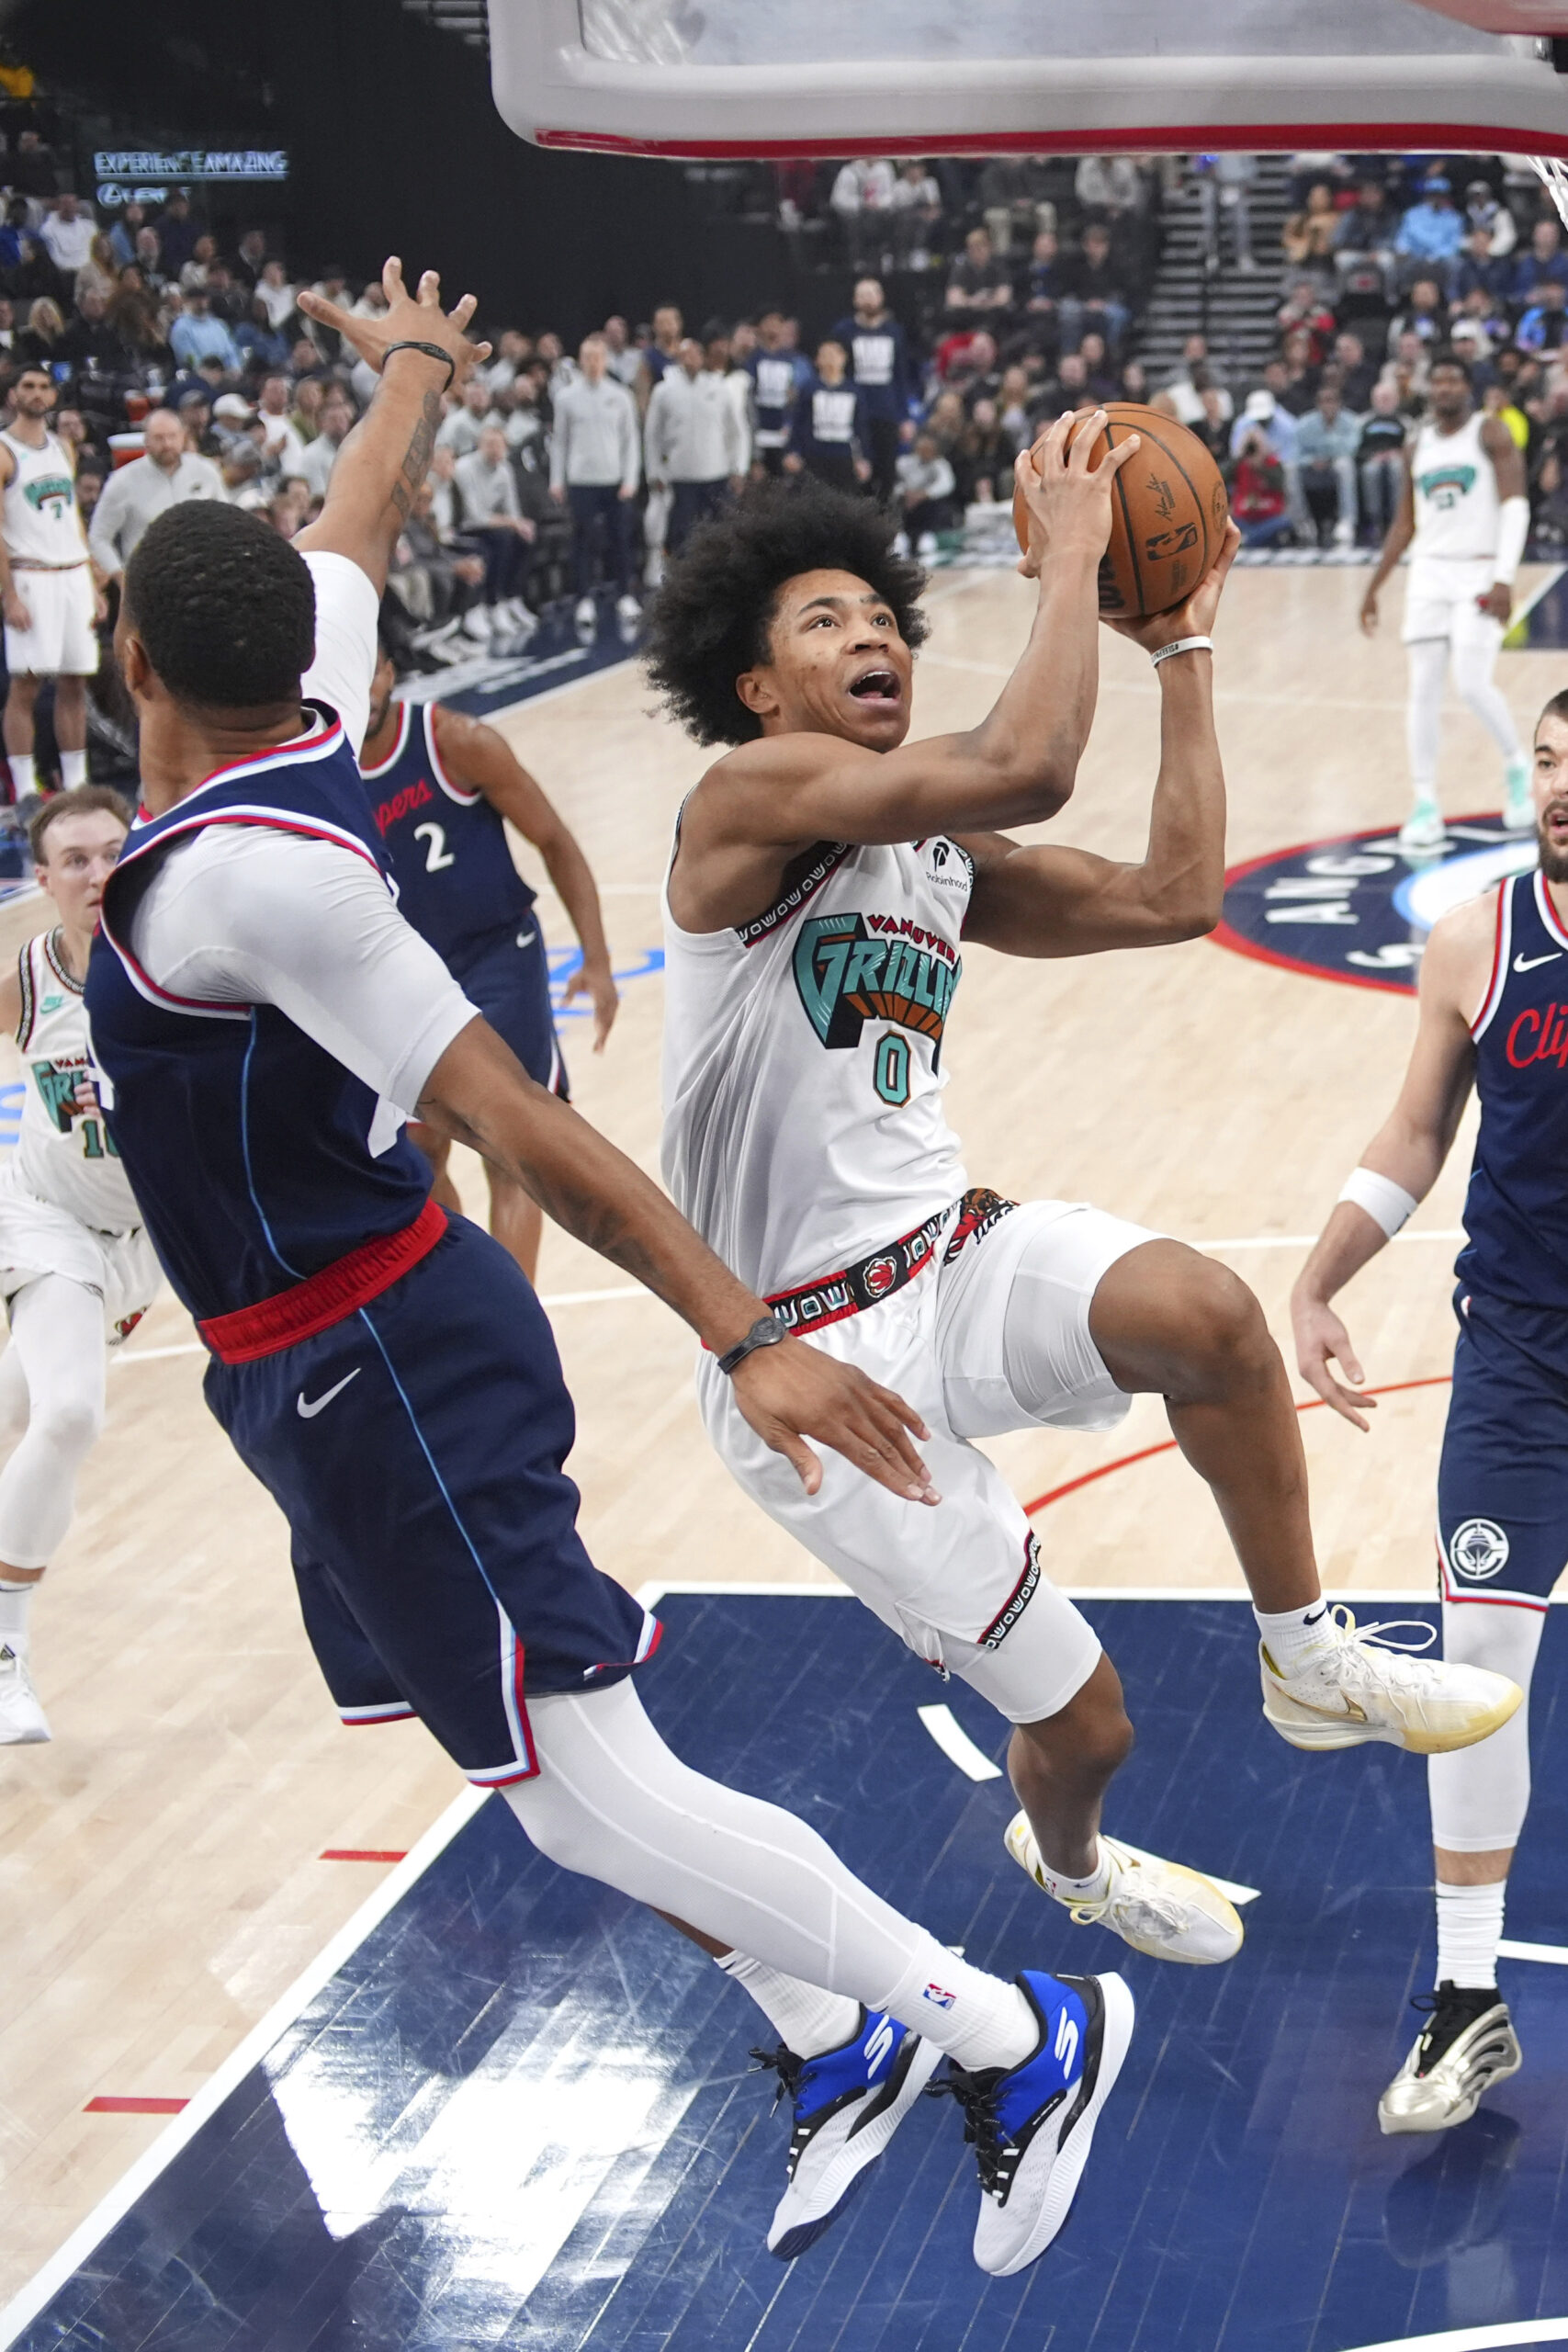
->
[848, 669, 900, 706]
[1544, 799, 1568, 842]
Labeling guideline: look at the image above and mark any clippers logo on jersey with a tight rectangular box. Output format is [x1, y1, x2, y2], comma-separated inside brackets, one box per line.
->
[1217, 816, 1535, 995]
[371, 776, 434, 833]
[1449, 1517, 1510, 1580]
[1504, 1000, 1568, 1070]
[793, 910, 960, 1055]
[1416, 462, 1477, 509]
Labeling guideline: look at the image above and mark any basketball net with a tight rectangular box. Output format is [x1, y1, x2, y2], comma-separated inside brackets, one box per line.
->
[1529, 153, 1568, 232]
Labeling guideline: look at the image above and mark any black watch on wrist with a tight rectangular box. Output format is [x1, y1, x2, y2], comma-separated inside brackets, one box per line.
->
[716, 1314, 789, 1376]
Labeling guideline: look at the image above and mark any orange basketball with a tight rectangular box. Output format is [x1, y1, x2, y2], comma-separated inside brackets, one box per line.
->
[1012, 401, 1229, 619]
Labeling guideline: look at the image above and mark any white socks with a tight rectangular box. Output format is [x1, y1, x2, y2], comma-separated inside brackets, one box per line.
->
[1034, 1845, 1111, 1905]
[7, 752, 35, 801]
[0, 1577, 33, 1657]
[1255, 1600, 1336, 1676]
[60, 750, 88, 790]
[1436, 1879, 1507, 1991]
[716, 1953, 859, 2058]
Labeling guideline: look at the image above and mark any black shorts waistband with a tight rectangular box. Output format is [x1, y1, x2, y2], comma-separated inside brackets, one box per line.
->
[764, 1188, 1017, 1335]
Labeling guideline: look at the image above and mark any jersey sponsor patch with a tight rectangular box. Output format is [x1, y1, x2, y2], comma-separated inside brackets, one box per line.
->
[1217, 816, 1535, 995]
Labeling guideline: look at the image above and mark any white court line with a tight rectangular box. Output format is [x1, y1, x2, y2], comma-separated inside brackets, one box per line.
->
[1500, 1937, 1568, 1966]
[917, 1702, 1004, 1781]
[0, 1784, 487, 2352]
[1345, 2326, 1568, 2352]
[110, 1284, 657, 1366]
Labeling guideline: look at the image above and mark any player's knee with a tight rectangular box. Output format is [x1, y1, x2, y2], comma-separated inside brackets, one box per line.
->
[34, 1391, 104, 1459]
[1118, 1248, 1271, 1391]
[1014, 1677, 1134, 1785]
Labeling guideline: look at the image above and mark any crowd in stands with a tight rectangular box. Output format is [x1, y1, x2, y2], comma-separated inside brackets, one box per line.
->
[8, 131, 1568, 749]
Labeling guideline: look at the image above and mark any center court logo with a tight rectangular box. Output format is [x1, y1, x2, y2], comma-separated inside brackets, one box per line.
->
[1450, 1517, 1511, 1580]
[1217, 817, 1536, 996]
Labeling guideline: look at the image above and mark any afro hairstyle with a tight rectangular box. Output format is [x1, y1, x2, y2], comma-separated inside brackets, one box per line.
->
[643, 477, 930, 746]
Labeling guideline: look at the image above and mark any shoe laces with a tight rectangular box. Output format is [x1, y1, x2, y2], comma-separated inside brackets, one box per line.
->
[1320, 1606, 1438, 1688]
[926, 2063, 1010, 2196]
[1066, 1848, 1190, 1939]
[1408, 1983, 1500, 2072]
[749, 2042, 806, 2112]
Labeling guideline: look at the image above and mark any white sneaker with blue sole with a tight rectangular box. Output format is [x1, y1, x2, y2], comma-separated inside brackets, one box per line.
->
[753, 2006, 942, 2259]
[931, 1968, 1134, 2277]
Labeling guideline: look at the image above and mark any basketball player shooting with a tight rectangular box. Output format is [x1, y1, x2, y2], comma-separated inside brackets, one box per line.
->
[359, 649, 617, 1282]
[1292, 687, 1568, 2136]
[1360, 348, 1533, 852]
[81, 262, 1139, 2284]
[647, 418, 1521, 1994]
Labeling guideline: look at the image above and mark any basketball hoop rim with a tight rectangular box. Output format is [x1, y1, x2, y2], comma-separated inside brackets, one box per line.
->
[535, 120, 1568, 160]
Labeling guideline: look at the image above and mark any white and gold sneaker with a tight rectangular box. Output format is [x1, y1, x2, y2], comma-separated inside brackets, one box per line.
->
[1379, 1984, 1522, 2134]
[0, 1643, 50, 1744]
[1005, 1816, 1243, 1965]
[1260, 1608, 1521, 1755]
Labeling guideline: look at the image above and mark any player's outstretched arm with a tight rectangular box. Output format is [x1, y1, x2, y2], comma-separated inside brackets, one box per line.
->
[429, 707, 619, 1049]
[957, 521, 1240, 956]
[417, 1015, 939, 1504]
[1290, 898, 1486, 1426]
[1360, 460, 1415, 635]
[690, 413, 1136, 866]
[296, 258, 491, 595]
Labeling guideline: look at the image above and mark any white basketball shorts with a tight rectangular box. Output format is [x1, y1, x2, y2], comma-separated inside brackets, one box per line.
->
[0, 1177, 159, 1344]
[4, 565, 99, 678]
[1402, 557, 1501, 653]
[698, 1196, 1160, 1724]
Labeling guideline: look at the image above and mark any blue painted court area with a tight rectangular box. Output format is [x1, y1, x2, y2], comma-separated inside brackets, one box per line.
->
[10, 1594, 1568, 2352]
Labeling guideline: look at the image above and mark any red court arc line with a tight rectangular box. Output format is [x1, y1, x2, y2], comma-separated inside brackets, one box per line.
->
[85, 2097, 188, 2116]
[319, 1849, 408, 1862]
[1023, 1375, 1453, 1518]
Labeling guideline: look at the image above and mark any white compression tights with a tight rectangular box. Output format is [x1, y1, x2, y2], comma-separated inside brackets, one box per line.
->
[1406, 633, 1522, 797]
[505, 1679, 1028, 2064]
[0, 1275, 107, 1570]
[1428, 1598, 1546, 1854]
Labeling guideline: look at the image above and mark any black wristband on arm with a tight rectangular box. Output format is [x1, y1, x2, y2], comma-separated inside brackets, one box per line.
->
[716, 1314, 790, 1377]
[383, 339, 457, 390]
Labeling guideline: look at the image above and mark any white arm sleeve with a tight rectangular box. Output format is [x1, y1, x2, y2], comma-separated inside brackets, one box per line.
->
[128, 827, 479, 1117]
[300, 548, 380, 751]
[1494, 494, 1530, 588]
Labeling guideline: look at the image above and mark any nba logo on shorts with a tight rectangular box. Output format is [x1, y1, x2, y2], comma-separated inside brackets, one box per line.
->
[864, 1254, 898, 1298]
[1450, 1517, 1511, 1580]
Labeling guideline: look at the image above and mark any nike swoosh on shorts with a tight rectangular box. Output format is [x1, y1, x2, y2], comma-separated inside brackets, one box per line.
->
[297, 1369, 362, 1419]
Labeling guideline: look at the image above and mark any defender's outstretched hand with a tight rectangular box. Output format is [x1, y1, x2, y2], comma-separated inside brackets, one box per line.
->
[298, 256, 491, 387]
[729, 1338, 941, 1505]
[1014, 409, 1142, 581]
[1108, 517, 1241, 653]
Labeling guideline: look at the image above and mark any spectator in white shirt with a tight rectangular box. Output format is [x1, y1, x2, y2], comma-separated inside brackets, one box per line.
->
[644, 337, 749, 553]
[39, 194, 96, 277]
[829, 159, 896, 269]
[296, 391, 355, 501]
[436, 375, 497, 459]
[602, 315, 642, 388]
[896, 430, 958, 550]
[455, 423, 536, 633]
[85, 407, 222, 581]
[254, 371, 308, 478]
[254, 258, 299, 332]
[549, 332, 641, 630]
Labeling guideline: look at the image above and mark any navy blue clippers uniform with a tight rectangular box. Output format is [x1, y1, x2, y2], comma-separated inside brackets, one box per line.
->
[85, 707, 655, 1786]
[1438, 868, 1568, 1618]
[360, 699, 568, 1097]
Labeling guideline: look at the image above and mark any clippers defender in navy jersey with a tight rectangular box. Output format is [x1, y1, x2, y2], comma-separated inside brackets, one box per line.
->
[649, 457, 1520, 2012]
[79, 257, 1134, 2279]
[358, 650, 619, 1280]
[1294, 686, 1568, 2132]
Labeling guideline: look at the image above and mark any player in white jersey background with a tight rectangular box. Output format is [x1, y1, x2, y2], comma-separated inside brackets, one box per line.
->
[1360, 348, 1533, 852]
[647, 435, 1520, 2005]
[0, 364, 106, 806]
[0, 786, 156, 1743]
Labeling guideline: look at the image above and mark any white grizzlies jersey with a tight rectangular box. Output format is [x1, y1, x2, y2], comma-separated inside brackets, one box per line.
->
[0, 429, 87, 567]
[1409, 412, 1500, 566]
[661, 831, 970, 1296]
[12, 930, 141, 1231]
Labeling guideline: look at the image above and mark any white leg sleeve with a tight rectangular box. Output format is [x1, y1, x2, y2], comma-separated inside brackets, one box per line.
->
[1450, 621, 1523, 762]
[0, 1275, 107, 1570]
[1405, 635, 1450, 797]
[0, 1340, 30, 1450]
[1427, 1599, 1545, 1853]
[505, 1679, 1032, 2063]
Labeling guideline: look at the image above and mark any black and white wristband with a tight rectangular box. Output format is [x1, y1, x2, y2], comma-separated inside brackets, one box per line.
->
[383, 338, 457, 390]
[1150, 634, 1214, 668]
[717, 1314, 790, 1376]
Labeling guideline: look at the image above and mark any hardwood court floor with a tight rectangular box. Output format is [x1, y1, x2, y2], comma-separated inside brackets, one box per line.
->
[2, 562, 1562, 2306]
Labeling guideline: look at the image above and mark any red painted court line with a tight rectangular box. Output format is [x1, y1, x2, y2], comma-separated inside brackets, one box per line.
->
[85, 2096, 188, 2115]
[319, 1848, 408, 1862]
[1024, 1375, 1453, 1518]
